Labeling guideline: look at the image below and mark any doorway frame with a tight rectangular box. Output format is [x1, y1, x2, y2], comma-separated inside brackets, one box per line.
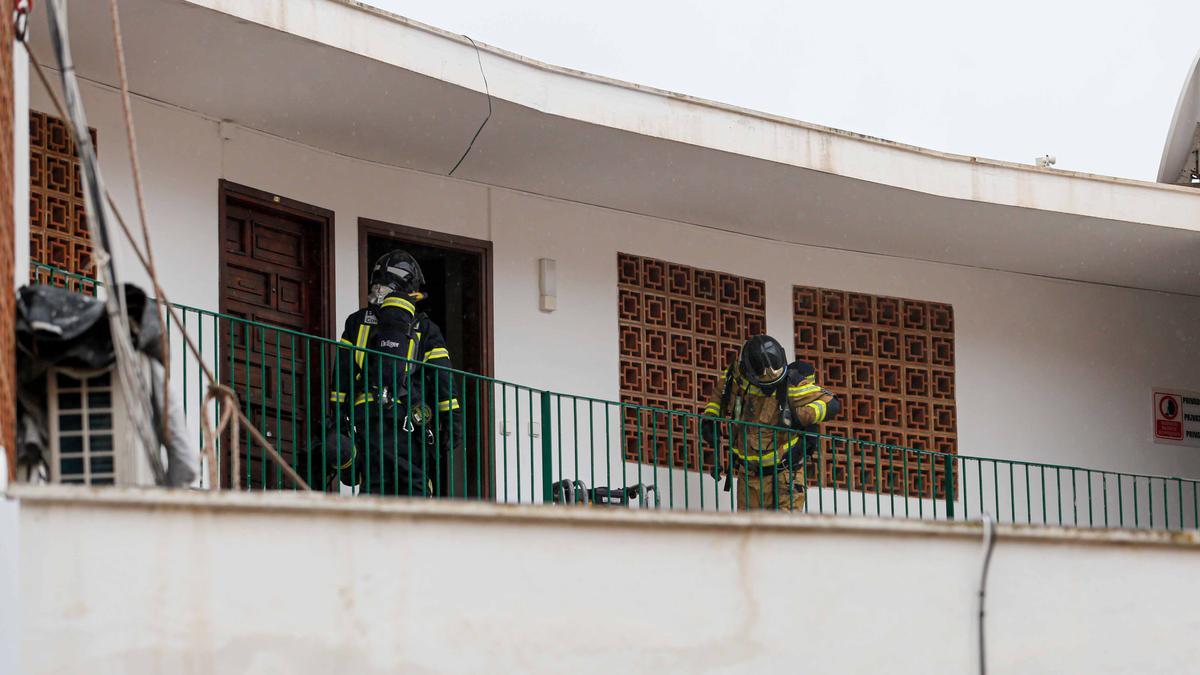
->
[217, 180, 337, 338]
[357, 218, 494, 378]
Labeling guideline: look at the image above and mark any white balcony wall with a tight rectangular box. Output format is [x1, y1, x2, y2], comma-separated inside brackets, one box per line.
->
[5, 487, 1200, 674]
[25, 69, 1200, 517]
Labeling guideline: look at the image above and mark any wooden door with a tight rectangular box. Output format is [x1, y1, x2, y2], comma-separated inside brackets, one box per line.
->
[218, 181, 333, 489]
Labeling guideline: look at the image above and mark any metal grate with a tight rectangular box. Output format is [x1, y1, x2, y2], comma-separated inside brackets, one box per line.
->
[28, 110, 97, 289]
[48, 369, 117, 485]
[617, 252, 766, 472]
[794, 286, 957, 499]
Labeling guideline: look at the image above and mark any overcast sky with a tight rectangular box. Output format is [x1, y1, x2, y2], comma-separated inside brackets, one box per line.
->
[366, 0, 1198, 181]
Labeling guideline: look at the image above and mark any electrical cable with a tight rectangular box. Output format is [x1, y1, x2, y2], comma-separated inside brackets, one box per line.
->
[43, 0, 165, 483]
[447, 35, 492, 177]
[23, 8, 309, 491]
[977, 513, 997, 675]
[107, 0, 172, 439]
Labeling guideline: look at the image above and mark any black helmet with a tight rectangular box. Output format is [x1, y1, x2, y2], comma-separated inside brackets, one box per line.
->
[369, 250, 425, 299]
[739, 335, 788, 387]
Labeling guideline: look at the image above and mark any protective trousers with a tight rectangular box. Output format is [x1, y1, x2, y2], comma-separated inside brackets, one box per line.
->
[346, 401, 431, 497]
[734, 464, 806, 512]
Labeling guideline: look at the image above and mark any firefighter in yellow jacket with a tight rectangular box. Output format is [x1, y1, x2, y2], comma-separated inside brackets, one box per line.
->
[324, 250, 461, 497]
[700, 335, 839, 511]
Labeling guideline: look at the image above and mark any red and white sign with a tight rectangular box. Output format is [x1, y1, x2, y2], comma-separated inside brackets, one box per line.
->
[1153, 389, 1200, 448]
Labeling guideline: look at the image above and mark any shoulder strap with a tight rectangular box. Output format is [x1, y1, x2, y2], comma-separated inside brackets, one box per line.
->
[718, 367, 735, 419]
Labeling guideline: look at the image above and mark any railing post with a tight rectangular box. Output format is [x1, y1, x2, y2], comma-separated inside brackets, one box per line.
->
[943, 453, 955, 520]
[540, 390, 553, 504]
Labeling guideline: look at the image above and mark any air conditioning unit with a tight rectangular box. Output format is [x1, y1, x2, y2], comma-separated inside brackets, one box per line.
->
[46, 367, 154, 486]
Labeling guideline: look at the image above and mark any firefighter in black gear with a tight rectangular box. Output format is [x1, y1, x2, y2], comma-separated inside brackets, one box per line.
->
[323, 250, 462, 497]
[700, 335, 840, 511]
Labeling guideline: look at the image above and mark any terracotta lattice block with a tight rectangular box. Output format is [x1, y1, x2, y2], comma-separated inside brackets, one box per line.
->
[668, 263, 693, 296]
[644, 329, 668, 361]
[849, 327, 873, 356]
[694, 270, 718, 301]
[670, 334, 694, 363]
[850, 360, 874, 390]
[719, 309, 742, 339]
[794, 285, 958, 499]
[669, 298, 693, 332]
[28, 111, 95, 280]
[793, 287, 819, 317]
[695, 338, 719, 370]
[932, 336, 955, 367]
[795, 320, 819, 353]
[644, 294, 667, 327]
[619, 324, 641, 357]
[642, 258, 667, 292]
[694, 304, 718, 335]
[618, 252, 641, 285]
[618, 253, 767, 470]
[619, 289, 641, 321]
[821, 324, 847, 354]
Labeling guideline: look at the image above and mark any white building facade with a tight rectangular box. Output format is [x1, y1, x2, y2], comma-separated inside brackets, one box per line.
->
[5, 1, 1200, 672]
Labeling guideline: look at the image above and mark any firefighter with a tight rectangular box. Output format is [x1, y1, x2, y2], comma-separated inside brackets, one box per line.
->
[700, 335, 840, 512]
[324, 250, 462, 497]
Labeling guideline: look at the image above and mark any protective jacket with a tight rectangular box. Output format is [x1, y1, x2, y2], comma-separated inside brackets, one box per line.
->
[321, 293, 462, 496]
[701, 360, 839, 469]
[329, 293, 460, 415]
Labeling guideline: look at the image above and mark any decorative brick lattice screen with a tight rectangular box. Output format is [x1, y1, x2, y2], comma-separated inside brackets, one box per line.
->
[29, 111, 96, 290]
[618, 253, 766, 472]
[793, 286, 957, 499]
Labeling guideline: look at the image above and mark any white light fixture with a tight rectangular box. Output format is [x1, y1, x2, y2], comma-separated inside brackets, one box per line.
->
[538, 258, 557, 312]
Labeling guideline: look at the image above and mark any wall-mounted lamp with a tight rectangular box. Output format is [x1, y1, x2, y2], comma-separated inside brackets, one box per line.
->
[1190, 150, 1200, 186]
[539, 258, 557, 312]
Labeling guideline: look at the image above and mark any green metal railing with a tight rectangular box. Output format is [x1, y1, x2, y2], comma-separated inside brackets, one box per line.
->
[27, 263, 1200, 530]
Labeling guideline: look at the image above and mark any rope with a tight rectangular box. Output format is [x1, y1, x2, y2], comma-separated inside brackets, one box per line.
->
[43, 0, 165, 484]
[21, 24, 311, 492]
[107, 0, 171, 441]
[200, 383, 238, 490]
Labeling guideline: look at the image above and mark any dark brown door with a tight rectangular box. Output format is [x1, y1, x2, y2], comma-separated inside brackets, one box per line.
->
[219, 181, 333, 489]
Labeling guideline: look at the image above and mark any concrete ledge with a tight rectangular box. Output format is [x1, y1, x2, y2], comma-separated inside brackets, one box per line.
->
[8, 483, 1199, 548]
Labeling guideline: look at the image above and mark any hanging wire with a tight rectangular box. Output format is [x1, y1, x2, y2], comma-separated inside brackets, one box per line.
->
[24, 3, 309, 491]
[43, 0, 164, 483]
[107, 0, 172, 439]
[977, 513, 997, 675]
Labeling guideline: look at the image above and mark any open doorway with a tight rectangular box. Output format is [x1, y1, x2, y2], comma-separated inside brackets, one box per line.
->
[358, 219, 493, 498]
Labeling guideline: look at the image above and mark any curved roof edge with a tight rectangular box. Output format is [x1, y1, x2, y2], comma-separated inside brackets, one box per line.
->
[1158, 49, 1200, 184]
[188, 0, 1200, 232]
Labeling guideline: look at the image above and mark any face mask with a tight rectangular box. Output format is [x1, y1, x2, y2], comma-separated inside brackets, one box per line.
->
[369, 283, 393, 305]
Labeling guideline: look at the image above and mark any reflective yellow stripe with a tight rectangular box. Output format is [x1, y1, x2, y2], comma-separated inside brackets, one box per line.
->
[437, 399, 461, 412]
[788, 384, 822, 397]
[354, 324, 370, 370]
[381, 297, 416, 314]
[336, 445, 357, 470]
[329, 392, 347, 403]
[702, 402, 721, 415]
[337, 338, 352, 346]
[407, 332, 420, 361]
[805, 399, 828, 423]
[730, 434, 801, 467]
[424, 347, 450, 361]
[353, 393, 376, 405]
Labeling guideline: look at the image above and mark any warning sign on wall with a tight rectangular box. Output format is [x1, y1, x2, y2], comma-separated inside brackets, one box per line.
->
[1152, 389, 1200, 448]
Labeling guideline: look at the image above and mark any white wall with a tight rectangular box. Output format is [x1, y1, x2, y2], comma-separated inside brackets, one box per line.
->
[9, 487, 1200, 674]
[25, 71, 1200, 517]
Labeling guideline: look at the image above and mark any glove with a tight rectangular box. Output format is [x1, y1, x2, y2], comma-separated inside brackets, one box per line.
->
[700, 416, 720, 447]
[436, 409, 464, 456]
